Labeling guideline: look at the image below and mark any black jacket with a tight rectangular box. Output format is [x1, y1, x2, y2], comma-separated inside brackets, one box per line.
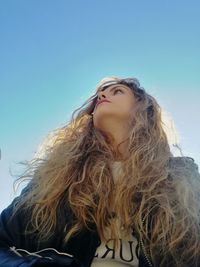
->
[0, 184, 152, 267]
[1, 156, 198, 267]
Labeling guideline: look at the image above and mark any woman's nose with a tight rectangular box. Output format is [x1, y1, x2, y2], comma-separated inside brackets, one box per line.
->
[98, 91, 107, 100]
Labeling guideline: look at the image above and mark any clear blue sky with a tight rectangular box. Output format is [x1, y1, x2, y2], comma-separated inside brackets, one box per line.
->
[0, 0, 200, 211]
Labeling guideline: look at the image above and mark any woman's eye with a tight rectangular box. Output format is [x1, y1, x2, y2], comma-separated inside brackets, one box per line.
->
[114, 89, 123, 94]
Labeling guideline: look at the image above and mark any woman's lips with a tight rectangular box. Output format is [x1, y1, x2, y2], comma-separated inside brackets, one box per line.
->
[96, 100, 111, 107]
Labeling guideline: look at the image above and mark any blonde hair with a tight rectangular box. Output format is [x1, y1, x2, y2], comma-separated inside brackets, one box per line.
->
[14, 76, 200, 266]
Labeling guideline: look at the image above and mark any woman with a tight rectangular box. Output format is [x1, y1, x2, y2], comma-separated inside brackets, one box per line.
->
[0, 76, 200, 267]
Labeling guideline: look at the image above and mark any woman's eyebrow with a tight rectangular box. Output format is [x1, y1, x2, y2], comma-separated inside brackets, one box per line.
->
[99, 85, 129, 92]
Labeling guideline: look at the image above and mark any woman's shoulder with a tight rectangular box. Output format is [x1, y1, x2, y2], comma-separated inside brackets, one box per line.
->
[168, 156, 197, 166]
[167, 156, 200, 200]
[168, 156, 199, 176]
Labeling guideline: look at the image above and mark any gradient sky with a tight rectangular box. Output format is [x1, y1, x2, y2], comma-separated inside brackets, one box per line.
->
[0, 0, 200, 211]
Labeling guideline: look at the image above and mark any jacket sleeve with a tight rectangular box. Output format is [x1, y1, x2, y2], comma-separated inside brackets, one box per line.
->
[0, 183, 84, 267]
[0, 183, 33, 266]
[0, 183, 31, 247]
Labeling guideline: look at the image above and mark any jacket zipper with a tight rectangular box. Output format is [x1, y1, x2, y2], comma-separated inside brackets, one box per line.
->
[139, 217, 154, 267]
[139, 237, 153, 267]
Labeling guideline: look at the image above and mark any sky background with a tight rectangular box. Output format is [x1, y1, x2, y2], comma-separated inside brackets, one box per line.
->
[0, 0, 200, 211]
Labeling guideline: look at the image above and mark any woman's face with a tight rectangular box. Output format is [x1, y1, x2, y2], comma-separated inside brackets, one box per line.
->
[92, 83, 137, 129]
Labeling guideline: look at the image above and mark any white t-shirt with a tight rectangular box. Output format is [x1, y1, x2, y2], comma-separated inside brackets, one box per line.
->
[91, 218, 139, 267]
[91, 161, 139, 267]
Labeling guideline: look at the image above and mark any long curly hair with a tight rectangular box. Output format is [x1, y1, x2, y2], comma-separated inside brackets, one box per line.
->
[13, 76, 200, 266]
